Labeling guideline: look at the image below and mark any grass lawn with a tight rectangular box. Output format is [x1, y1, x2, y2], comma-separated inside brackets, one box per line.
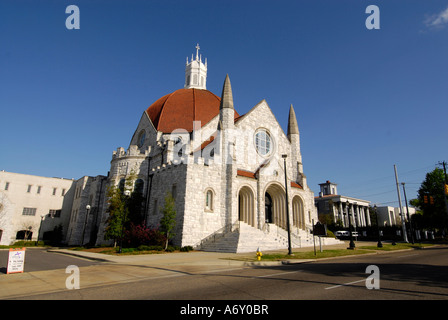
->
[259, 249, 373, 261]
[357, 242, 433, 251]
[236, 242, 436, 262]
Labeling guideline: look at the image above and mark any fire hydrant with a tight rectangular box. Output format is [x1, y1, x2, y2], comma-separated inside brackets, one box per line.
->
[256, 249, 262, 261]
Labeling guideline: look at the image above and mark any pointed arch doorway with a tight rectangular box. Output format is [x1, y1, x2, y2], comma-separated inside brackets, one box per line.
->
[265, 183, 286, 229]
[238, 186, 255, 227]
[265, 193, 273, 223]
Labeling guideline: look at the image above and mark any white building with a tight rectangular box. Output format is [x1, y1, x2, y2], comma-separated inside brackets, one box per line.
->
[376, 206, 416, 227]
[315, 180, 372, 228]
[94, 45, 341, 252]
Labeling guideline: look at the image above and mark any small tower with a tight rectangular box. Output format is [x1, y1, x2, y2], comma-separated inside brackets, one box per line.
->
[287, 104, 304, 185]
[319, 180, 338, 196]
[218, 74, 237, 230]
[185, 44, 207, 90]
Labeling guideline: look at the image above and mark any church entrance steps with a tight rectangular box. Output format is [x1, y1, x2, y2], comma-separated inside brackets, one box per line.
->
[198, 222, 340, 253]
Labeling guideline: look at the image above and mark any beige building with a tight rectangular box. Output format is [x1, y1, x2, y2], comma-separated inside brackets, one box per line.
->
[0, 170, 106, 246]
[0, 170, 75, 245]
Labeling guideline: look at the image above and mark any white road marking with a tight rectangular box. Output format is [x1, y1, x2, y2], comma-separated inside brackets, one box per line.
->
[325, 278, 366, 290]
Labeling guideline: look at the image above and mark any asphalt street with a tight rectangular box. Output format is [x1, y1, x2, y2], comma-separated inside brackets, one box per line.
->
[2, 245, 447, 302]
[0, 248, 101, 274]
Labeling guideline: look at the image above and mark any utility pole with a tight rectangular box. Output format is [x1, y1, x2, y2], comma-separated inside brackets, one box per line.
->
[394, 164, 408, 242]
[401, 183, 414, 244]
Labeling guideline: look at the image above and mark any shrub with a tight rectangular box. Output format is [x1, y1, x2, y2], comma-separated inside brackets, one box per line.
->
[326, 230, 336, 238]
[12, 240, 45, 247]
[137, 245, 163, 251]
[123, 223, 166, 248]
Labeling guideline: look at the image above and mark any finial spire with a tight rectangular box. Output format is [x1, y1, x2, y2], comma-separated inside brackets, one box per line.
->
[185, 44, 207, 89]
[287, 104, 299, 137]
[195, 43, 200, 60]
[219, 74, 234, 110]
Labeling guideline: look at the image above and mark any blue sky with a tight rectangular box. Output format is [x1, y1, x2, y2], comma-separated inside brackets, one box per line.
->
[1, 0, 447, 207]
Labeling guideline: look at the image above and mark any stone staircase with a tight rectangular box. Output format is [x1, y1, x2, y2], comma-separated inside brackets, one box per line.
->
[198, 222, 325, 253]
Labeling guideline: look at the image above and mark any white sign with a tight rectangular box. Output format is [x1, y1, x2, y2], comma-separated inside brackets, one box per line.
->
[7, 248, 26, 274]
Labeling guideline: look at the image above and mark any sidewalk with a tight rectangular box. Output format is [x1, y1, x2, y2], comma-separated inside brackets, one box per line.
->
[48, 240, 353, 266]
[0, 241, 392, 299]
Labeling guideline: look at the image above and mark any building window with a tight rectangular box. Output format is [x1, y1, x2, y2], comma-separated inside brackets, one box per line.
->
[118, 179, 125, 193]
[134, 179, 144, 194]
[37, 186, 42, 194]
[172, 185, 177, 200]
[22, 207, 37, 216]
[153, 199, 158, 215]
[254, 129, 272, 156]
[53, 188, 57, 195]
[137, 130, 146, 148]
[27, 185, 32, 193]
[4, 182, 9, 191]
[62, 188, 66, 196]
[49, 209, 62, 218]
[205, 189, 214, 211]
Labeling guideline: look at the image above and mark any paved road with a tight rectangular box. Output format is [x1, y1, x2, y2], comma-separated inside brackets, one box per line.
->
[6, 246, 448, 302]
[0, 248, 101, 274]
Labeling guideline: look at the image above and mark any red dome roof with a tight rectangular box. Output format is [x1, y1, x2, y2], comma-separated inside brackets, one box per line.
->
[146, 88, 239, 133]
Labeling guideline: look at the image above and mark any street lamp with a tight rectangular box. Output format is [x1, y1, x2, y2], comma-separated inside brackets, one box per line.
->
[81, 204, 91, 247]
[374, 205, 382, 248]
[282, 154, 293, 255]
[347, 200, 355, 249]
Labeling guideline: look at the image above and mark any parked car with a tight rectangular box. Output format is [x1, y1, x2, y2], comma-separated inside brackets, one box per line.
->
[335, 230, 359, 238]
[335, 231, 349, 237]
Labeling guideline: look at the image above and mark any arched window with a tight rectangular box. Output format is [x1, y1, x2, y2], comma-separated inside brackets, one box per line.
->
[16, 230, 32, 240]
[137, 130, 146, 148]
[118, 179, 125, 193]
[205, 189, 214, 211]
[134, 179, 144, 195]
[254, 129, 273, 156]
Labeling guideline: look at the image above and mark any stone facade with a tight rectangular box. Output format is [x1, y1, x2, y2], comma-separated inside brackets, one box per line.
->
[92, 64, 333, 252]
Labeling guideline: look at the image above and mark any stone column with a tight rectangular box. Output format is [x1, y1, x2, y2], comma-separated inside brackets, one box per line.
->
[365, 206, 371, 226]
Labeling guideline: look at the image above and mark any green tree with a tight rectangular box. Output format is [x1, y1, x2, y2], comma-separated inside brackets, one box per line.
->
[414, 168, 448, 232]
[104, 185, 129, 248]
[159, 192, 177, 250]
[104, 169, 146, 249]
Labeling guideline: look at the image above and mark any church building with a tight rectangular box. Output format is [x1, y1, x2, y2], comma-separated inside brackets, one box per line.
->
[94, 45, 337, 252]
